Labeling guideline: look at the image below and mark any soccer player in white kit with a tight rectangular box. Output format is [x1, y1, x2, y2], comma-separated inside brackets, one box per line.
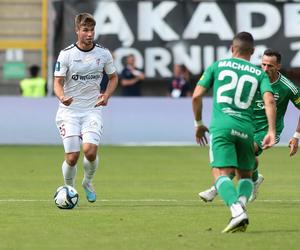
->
[54, 13, 118, 202]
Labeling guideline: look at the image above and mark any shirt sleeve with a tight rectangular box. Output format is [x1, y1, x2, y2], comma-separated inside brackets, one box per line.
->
[259, 72, 273, 95]
[196, 63, 214, 89]
[54, 50, 68, 77]
[289, 82, 300, 109]
[104, 50, 116, 75]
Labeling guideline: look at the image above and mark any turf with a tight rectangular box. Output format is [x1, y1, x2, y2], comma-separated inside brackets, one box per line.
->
[0, 146, 299, 250]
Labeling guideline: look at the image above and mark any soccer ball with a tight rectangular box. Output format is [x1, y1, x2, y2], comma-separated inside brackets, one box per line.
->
[54, 185, 79, 209]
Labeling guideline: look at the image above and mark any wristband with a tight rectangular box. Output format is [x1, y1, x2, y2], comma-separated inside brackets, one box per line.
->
[293, 132, 300, 139]
[194, 120, 204, 127]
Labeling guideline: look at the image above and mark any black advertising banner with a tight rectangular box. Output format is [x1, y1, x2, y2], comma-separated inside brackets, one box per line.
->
[53, 0, 300, 79]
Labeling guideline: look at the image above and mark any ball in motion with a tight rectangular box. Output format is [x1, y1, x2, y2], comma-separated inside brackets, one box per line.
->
[54, 185, 79, 209]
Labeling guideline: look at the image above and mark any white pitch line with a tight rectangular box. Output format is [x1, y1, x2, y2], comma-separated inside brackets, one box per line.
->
[0, 199, 300, 203]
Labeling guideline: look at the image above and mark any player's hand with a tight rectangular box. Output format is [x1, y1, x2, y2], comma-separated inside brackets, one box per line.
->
[288, 137, 299, 157]
[262, 132, 276, 150]
[195, 125, 209, 146]
[95, 93, 109, 107]
[60, 96, 73, 106]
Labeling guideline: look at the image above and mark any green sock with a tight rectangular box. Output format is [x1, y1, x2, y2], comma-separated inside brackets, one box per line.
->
[252, 168, 259, 182]
[237, 179, 254, 201]
[215, 176, 238, 206]
[252, 158, 259, 182]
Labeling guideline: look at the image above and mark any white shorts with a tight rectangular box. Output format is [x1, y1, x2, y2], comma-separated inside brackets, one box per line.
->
[56, 108, 103, 152]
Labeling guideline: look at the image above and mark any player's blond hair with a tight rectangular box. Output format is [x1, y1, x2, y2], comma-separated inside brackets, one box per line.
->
[75, 13, 96, 29]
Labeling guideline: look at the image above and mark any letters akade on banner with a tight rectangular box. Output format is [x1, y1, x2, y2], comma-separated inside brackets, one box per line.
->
[55, 1, 300, 79]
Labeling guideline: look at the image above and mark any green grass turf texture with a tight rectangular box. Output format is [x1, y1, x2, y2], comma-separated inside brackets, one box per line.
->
[0, 145, 299, 250]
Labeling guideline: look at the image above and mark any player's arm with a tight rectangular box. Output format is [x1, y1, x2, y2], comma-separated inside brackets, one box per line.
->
[288, 116, 300, 156]
[286, 82, 300, 156]
[262, 91, 276, 149]
[192, 85, 209, 146]
[95, 72, 118, 107]
[53, 76, 73, 106]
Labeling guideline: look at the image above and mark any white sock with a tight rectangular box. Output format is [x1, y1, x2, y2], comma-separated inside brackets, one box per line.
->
[238, 196, 247, 207]
[83, 155, 99, 185]
[62, 161, 77, 187]
[230, 203, 244, 217]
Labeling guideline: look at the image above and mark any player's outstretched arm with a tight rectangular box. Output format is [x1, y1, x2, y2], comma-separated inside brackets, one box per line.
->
[289, 116, 300, 156]
[192, 85, 209, 146]
[262, 91, 276, 149]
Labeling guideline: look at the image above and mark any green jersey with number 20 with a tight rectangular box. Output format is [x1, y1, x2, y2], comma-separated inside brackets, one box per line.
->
[197, 58, 273, 133]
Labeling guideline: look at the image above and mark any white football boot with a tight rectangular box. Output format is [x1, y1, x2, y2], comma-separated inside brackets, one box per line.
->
[198, 186, 217, 202]
[222, 202, 249, 233]
[249, 174, 264, 202]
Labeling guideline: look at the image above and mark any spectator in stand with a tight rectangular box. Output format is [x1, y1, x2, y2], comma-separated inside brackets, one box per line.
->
[168, 64, 192, 98]
[20, 65, 47, 97]
[120, 54, 144, 96]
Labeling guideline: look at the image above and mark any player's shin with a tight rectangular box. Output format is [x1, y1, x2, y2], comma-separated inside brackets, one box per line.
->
[215, 176, 238, 206]
[62, 161, 77, 187]
[252, 157, 259, 182]
[83, 155, 99, 184]
[237, 178, 254, 206]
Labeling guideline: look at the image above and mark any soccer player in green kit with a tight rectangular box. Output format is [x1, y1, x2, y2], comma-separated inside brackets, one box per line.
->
[192, 32, 276, 233]
[199, 49, 300, 203]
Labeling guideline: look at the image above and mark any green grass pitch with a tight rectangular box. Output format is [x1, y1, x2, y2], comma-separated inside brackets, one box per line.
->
[0, 145, 299, 250]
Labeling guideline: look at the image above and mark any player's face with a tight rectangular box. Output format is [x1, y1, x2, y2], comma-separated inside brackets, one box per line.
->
[261, 55, 280, 81]
[76, 25, 95, 47]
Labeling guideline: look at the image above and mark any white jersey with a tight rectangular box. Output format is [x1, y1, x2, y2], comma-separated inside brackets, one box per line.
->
[54, 43, 116, 109]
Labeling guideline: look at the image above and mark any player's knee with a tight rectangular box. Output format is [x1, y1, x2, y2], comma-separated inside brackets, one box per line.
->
[65, 152, 80, 166]
[84, 150, 97, 162]
[83, 142, 98, 161]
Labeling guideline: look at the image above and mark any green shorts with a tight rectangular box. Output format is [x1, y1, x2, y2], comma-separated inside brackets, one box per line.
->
[209, 128, 255, 171]
[254, 131, 280, 156]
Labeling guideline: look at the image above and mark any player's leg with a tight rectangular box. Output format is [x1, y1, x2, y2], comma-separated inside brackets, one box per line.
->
[215, 168, 248, 233]
[209, 130, 248, 233]
[62, 136, 81, 187]
[198, 168, 218, 202]
[56, 108, 81, 188]
[249, 156, 264, 202]
[198, 168, 235, 202]
[249, 135, 265, 202]
[81, 134, 100, 203]
[236, 170, 254, 206]
[81, 110, 103, 202]
[236, 136, 255, 206]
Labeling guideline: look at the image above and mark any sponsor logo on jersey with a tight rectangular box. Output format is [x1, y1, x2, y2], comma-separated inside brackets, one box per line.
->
[55, 61, 60, 71]
[231, 129, 248, 139]
[73, 59, 82, 62]
[71, 74, 101, 81]
[222, 107, 242, 117]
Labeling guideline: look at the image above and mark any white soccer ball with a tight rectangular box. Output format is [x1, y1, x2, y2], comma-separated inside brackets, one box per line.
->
[54, 185, 79, 209]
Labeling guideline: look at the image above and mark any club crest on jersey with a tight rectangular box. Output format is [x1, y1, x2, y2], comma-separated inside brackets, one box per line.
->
[96, 58, 100, 65]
